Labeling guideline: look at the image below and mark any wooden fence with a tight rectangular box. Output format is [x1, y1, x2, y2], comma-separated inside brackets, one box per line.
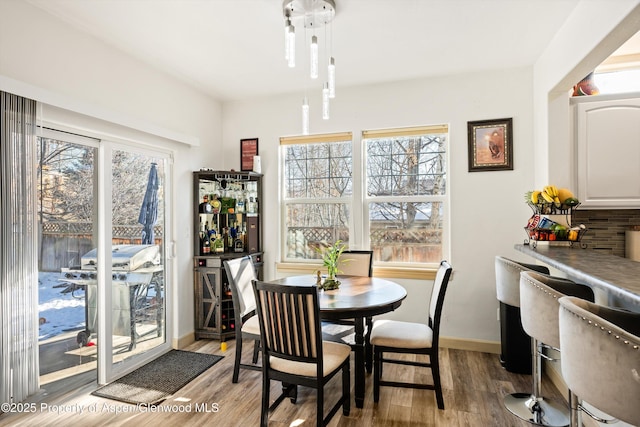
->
[39, 222, 163, 272]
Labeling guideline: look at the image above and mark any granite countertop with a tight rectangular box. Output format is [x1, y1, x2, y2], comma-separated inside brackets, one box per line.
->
[514, 244, 640, 306]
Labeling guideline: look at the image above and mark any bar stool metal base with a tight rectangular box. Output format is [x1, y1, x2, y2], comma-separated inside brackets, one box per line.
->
[504, 393, 570, 427]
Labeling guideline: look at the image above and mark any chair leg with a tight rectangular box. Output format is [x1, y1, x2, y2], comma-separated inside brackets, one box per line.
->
[365, 316, 373, 373]
[431, 349, 444, 409]
[317, 384, 324, 426]
[374, 349, 380, 402]
[260, 374, 270, 427]
[342, 361, 351, 416]
[252, 338, 260, 364]
[232, 336, 243, 383]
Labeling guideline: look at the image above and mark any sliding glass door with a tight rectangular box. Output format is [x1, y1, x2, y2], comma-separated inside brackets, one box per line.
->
[37, 130, 171, 386]
[37, 130, 99, 384]
[106, 147, 168, 379]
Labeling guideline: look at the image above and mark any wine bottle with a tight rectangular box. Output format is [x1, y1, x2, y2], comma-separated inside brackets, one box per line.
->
[201, 231, 211, 254]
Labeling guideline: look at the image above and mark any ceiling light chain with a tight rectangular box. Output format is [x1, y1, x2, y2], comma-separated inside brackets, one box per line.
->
[283, 0, 336, 134]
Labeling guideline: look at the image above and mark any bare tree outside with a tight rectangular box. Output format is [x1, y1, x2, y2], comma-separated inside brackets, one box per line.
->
[366, 135, 446, 263]
[37, 138, 164, 271]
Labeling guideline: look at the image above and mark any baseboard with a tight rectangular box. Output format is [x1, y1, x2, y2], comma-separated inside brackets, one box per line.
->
[439, 336, 501, 354]
[173, 331, 195, 350]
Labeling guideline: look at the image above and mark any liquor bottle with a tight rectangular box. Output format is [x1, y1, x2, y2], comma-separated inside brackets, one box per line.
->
[222, 227, 229, 253]
[199, 195, 212, 213]
[210, 194, 221, 214]
[234, 223, 245, 252]
[236, 190, 245, 213]
[228, 224, 236, 250]
[214, 232, 224, 253]
[201, 231, 211, 254]
[247, 196, 255, 214]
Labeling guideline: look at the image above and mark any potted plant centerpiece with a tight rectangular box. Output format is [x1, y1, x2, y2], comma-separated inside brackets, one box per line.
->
[316, 240, 348, 290]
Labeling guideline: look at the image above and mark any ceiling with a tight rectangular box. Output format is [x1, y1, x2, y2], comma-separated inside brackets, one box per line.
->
[25, 0, 640, 102]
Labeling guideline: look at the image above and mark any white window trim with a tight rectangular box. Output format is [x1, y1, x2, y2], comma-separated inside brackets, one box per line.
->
[279, 125, 450, 270]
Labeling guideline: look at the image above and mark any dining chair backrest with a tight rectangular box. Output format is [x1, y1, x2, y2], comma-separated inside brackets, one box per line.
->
[224, 256, 257, 319]
[338, 250, 373, 277]
[253, 281, 323, 375]
[429, 260, 453, 334]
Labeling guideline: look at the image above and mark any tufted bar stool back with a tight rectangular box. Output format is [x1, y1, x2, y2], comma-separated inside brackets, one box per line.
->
[559, 296, 640, 427]
[503, 271, 594, 427]
[495, 256, 549, 374]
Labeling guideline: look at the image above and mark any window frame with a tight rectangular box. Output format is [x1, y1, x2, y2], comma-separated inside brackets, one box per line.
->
[362, 125, 449, 269]
[279, 125, 449, 271]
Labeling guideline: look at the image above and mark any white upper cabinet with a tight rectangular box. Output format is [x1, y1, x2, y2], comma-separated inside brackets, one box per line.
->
[573, 94, 640, 208]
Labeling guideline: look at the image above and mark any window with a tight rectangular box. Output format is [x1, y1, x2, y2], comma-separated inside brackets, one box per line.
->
[363, 125, 448, 266]
[281, 125, 448, 268]
[593, 69, 640, 94]
[281, 132, 353, 261]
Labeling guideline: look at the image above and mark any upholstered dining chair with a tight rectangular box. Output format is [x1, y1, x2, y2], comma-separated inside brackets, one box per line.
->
[323, 250, 375, 367]
[223, 256, 261, 383]
[495, 256, 550, 373]
[252, 280, 351, 427]
[337, 250, 373, 277]
[370, 260, 453, 409]
[507, 271, 594, 427]
[559, 296, 640, 427]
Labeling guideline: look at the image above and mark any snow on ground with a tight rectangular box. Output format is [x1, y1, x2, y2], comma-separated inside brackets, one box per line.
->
[38, 272, 85, 341]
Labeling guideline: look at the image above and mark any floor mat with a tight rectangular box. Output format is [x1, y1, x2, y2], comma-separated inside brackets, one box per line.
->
[91, 350, 223, 405]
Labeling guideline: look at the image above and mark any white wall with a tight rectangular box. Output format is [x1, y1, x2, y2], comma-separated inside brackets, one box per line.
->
[0, 0, 223, 343]
[222, 69, 536, 343]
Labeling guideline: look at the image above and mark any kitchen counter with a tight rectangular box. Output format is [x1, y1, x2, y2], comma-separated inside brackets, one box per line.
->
[514, 244, 640, 308]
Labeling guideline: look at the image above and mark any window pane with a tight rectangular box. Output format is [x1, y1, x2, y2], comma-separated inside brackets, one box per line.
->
[369, 201, 443, 264]
[284, 142, 352, 199]
[366, 135, 446, 196]
[284, 203, 350, 260]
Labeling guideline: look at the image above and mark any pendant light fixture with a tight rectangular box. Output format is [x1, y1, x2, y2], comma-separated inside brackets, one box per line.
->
[285, 18, 295, 68]
[283, 0, 336, 133]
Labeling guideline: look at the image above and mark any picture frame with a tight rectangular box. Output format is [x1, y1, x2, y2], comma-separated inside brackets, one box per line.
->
[240, 138, 259, 172]
[467, 118, 513, 172]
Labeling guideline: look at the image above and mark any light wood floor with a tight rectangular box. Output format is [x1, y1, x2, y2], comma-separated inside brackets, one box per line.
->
[0, 339, 566, 426]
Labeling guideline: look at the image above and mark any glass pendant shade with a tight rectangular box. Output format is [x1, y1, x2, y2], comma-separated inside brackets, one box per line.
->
[302, 97, 310, 135]
[328, 57, 336, 98]
[286, 22, 296, 68]
[310, 35, 318, 79]
[322, 82, 330, 120]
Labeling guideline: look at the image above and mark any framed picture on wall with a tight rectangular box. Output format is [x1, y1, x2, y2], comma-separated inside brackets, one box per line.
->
[240, 138, 259, 171]
[467, 118, 513, 172]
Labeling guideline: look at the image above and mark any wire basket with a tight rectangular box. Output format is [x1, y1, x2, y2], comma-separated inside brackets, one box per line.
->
[527, 201, 580, 215]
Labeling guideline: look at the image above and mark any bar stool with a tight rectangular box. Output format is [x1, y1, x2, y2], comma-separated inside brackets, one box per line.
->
[504, 271, 594, 427]
[559, 296, 640, 427]
[495, 256, 549, 373]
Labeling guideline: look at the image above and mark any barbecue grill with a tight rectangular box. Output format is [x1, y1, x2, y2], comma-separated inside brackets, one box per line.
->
[60, 244, 163, 349]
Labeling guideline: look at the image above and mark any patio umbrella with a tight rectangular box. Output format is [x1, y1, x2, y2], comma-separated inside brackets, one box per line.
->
[138, 162, 159, 245]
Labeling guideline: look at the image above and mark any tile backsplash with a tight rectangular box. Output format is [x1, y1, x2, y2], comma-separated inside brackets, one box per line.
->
[572, 209, 640, 257]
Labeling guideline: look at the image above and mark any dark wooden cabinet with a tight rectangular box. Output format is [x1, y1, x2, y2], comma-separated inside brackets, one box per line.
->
[193, 170, 263, 341]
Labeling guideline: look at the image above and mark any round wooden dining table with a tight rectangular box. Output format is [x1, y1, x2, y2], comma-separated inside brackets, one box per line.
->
[267, 275, 407, 408]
